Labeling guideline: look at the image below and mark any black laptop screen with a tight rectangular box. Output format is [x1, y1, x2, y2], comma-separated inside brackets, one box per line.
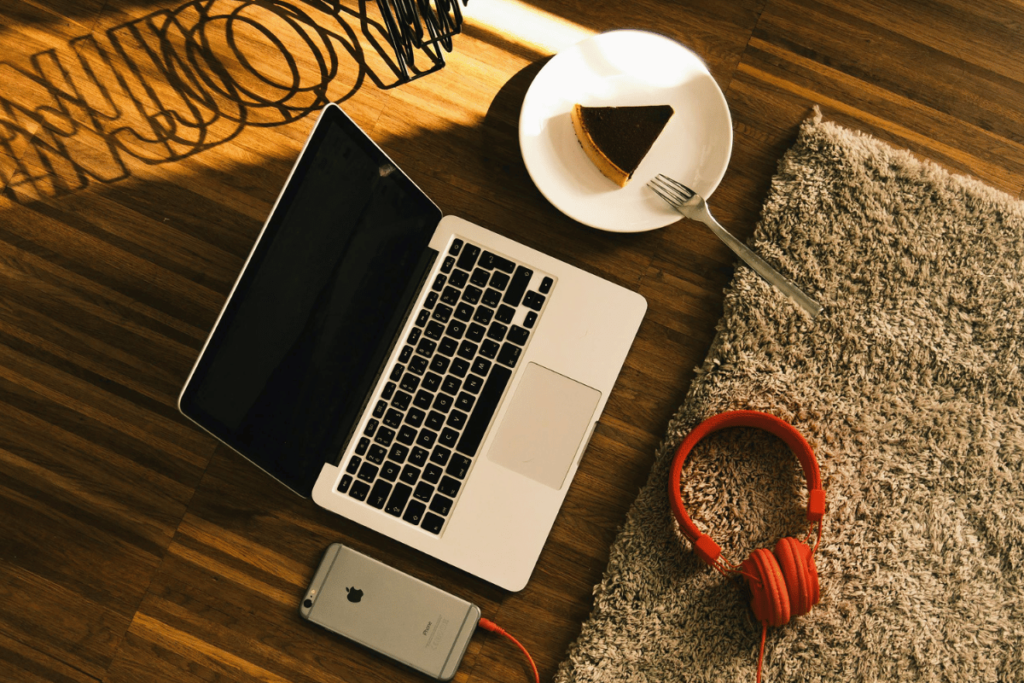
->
[180, 105, 442, 496]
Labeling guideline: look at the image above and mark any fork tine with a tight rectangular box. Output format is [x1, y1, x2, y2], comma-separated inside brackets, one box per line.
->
[655, 174, 695, 199]
[648, 175, 689, 206]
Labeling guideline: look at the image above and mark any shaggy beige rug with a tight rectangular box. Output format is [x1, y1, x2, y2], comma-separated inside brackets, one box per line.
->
[555, 113, 1024, 682]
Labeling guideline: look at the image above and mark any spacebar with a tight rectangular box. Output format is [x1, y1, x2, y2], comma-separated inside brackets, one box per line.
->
[455, 365, 512, 457]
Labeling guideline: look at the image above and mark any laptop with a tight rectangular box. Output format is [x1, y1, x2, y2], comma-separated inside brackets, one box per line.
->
[179, 103, 646, 591]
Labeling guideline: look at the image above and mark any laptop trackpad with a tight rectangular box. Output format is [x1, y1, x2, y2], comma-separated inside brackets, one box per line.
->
[486, 363, 602, 490]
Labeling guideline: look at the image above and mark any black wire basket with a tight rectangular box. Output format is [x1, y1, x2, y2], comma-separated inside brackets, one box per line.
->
[376, 0, 469, 83]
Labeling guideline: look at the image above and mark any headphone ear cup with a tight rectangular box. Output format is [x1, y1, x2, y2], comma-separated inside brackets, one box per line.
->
[741, 548, 791, 627]
[774, 537, 820, 618]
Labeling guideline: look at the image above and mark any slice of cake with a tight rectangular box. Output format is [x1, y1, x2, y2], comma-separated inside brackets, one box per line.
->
[571, 104, 674, 187]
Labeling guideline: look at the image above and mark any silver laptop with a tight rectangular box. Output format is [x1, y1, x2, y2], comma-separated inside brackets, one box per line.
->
[179, 103, 646, 591]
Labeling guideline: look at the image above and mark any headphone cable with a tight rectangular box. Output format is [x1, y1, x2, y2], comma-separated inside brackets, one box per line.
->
[478, 618, 540, 683]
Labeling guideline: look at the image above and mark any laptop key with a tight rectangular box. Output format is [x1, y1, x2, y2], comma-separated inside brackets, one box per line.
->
[338, 474, 352, 494]
[385, 483, 412, 517]
[446, 410, 467, 430]
[424, 292, 438, 310]
[423, 372, 442, 392]
[433, 393, 454, 413]
[375, 426, 395, 446]
[508, 325, 529, 345]
[446, 320, 466, 339]
[454, 302, 474, 322]
[457, 340, 478, 359]
[540, 276, 553, 293]
[373, 400, 387, 418]
[425, 411, 445, 431]
[447, 455, 472, 479]
[464, 375, 484, 394]
[404, 500, 426, 525]
[364, 419, 379, 436]
[432, 304, 452, 323]
[397, 425, 417, 445]
[409, 447, 429, 467]
[400, 464, 420, 485]
[425, 321, 445, 340]
[480, 340, 499, 359]
[441, 286, 461, 306]
[429, 494, 453, 516]
[407, 327, 421, 345]
[441, 256, 455, 273]
[416, 310, 429, 326]
[414, 481, 435, 501]
[382, 382, 396, 400]
[368, 480, 392, 509]
[470, 268, 490, 287]
[524, 311, 537, 329]
[349, 480, 370, 501]
[457, 364, 512, 457]
[439, 428, 459, 447]
[462, 285, 482, 304]
[503, 266, 532, 306]
[487, 322, 508, 341]
[388, 444, 409, 463]
[381, 461, 400, 482]
[422, 513, 445, 534]
[471, 358, 491, 376]
[466, 323, 485, 342]
[438, 475, 462, 497]
[405, 407, 425, 428]
[523, 291, 545, 311]
[456, 243, 480, 271]
[493, 254, 515, 273]
[367, 445, 387, 464]
[497, 343, 521, 368]
[438, 338, 457, 357]
[478, 251, 496, 270]
[495, 304, 515, 324]
[392, 390, 412, 410]
[384, 408, 403, 428]
[473, 306, 493, 326]
[482, 288, 501, 307]
[430, 352, 450, 374]
[357, 461, 379, 483]
[430, 446, 451, 465]
[409, 356, 428, 375]
[414, 390, 433, 410]
[449, 238, 463, 255]
[432, 274, 446, 291]
[442, 376, 461, 394]
[416, 430, 437, 448]
[450, 269, 469, 288]
[489, 271, 509, 290]
[346, 456, 361, 475]
[451, 358, 470, 378]
[399, 346, 413, 364]
[400, 373, 420, 393]
[390, 364, 405, 381]
[455, 392, 475, 411]
[423, 463, 443, 483]
[355, 437, 370, 455]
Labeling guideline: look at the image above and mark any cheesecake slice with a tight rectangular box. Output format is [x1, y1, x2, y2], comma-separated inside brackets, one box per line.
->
[571, 104, 674, 187]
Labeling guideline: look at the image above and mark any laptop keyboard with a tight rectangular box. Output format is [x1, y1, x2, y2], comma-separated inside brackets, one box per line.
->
[337, 237, 554, 535]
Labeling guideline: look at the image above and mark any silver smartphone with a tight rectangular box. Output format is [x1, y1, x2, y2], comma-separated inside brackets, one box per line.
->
[300, 543, 481, 681]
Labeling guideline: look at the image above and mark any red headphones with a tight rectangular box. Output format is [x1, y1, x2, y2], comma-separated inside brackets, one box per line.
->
[668, 411, 826, 630]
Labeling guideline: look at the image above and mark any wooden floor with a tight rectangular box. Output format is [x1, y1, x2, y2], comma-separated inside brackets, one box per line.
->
[2, 0, 1022, 681]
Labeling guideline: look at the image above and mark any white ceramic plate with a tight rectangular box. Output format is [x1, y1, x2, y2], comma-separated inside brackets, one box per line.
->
[519, 30, 733, 232]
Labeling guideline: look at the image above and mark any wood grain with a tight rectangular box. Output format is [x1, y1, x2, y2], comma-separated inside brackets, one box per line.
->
[1, 0, 1022, 681]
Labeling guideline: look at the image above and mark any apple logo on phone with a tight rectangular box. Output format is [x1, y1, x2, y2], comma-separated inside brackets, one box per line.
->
[346, 587, 363, 603]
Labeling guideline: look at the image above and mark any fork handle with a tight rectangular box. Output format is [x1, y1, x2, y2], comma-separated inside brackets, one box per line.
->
[694, 206, 823, 320]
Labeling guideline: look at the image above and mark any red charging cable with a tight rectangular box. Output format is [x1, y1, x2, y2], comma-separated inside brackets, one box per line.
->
[478, 618, 540, 683]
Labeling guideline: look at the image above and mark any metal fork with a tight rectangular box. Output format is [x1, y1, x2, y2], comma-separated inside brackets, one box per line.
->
[648, 174, 823, 320]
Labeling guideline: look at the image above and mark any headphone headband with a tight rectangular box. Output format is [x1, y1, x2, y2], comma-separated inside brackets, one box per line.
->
[667, 411, 826, 566]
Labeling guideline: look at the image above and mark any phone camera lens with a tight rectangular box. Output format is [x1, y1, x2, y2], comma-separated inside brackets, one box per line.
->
[303, 599, 313, 608]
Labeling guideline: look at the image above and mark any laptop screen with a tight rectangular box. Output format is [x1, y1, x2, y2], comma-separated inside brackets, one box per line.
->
[180, 105, 443, 496]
